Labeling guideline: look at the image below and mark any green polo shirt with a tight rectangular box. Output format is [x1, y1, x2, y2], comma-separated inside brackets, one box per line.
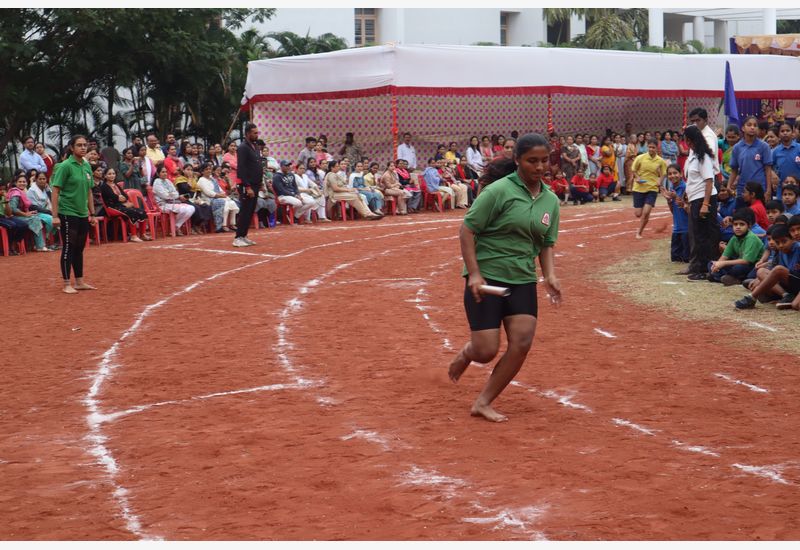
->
[722, 229, 764, 263]
[50, 156, 94, 218]
[462, 172, 560, 284]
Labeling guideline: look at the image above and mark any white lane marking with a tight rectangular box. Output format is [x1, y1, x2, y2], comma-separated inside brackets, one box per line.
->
[558, 212, 669, 235]
[89, 225, 454, 540]
[677, 289, 687, 296]
[340, 429, 391, 451]
[600, 230, 636, 239]
[746, 321, 779, 333]
[732, 463, 791, 485]
[576, 243, 587, 248]
[714, 373, 769, 394]
[612, 418, 658, 436]
[398, 466, 549, 539]
[593, 328, 616, 339]
[535, 389, 593, 413]
[92, 383, 304, 425]
[464, 505, 549, 541]
[150, 245, 278, 257]
[671, 440, 721, 458]
[329, 277, 424, 285]
[314, 217, 462, 232]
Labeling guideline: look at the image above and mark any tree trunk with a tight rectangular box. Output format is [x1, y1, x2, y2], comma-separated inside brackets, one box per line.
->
[107, 77, 115, 148]
[0, 118, 22, 167]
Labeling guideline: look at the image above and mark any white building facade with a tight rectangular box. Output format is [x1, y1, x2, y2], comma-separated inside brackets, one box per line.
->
[254, 8, 800, 51]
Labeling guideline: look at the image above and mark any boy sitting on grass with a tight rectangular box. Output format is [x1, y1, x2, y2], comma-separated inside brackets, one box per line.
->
[709, 208, 764, 285]
[735, 223, 800, 310]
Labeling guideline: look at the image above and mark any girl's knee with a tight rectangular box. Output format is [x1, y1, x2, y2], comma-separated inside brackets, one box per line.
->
[470, 344, 499, 364]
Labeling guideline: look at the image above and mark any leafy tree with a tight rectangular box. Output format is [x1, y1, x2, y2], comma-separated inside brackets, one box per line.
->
[266, 31, 348, 57]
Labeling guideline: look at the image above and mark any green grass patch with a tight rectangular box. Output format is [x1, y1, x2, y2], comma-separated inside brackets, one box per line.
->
[596, 238, 800, 356]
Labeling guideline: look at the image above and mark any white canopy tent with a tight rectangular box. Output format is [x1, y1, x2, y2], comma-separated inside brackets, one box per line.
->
[243, 44, 800, 165]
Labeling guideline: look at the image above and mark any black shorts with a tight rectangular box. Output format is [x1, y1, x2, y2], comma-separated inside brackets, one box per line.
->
[632, 191, 658, 208]
[464, 277, 538, 331]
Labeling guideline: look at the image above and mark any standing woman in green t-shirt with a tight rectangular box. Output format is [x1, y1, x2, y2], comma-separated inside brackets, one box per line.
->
[448, 134, 562, 422]
[50, 135, 98, 294]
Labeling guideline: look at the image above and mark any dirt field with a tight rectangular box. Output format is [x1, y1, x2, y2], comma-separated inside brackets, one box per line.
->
[2, 200, 798, 540]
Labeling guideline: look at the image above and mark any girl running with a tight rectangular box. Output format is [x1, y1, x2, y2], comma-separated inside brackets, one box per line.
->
[448, 134, 562, 423]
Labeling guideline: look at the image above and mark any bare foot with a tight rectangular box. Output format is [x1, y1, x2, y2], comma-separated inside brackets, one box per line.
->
[73, 283, 96, 290]
[63, 285, 78, 294]
[448, 349, 471, 382]
[635, 232, 643, 239]
[470, 402, 508, 422]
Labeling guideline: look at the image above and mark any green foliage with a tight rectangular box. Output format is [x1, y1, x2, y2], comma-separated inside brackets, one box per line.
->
[777, 19, 800, 34]
[0, 8, 276, 161]
[473, 41, 500, 47]
[266, 31, 349, 57]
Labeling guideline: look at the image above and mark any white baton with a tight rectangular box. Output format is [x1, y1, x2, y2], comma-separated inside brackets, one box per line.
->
[479, 284, 511, 297]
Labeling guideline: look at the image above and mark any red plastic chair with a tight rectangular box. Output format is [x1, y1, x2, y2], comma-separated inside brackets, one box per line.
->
[125, 189, 159, 240]
[0, 226, 25, 256]
[279, 201, 295, 225]
[418, 175, 452, 212]
[384, 196, 397, 215]
[99, 199, 129, 243]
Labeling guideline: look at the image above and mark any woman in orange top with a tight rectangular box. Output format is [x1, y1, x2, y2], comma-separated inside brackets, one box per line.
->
[600, 135, 618, 183]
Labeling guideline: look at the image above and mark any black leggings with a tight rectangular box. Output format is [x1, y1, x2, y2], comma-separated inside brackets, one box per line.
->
[59, 215, 90, 280]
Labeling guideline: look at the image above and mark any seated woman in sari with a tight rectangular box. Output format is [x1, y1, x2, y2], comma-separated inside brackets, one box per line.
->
[378, 161, 411, 215]
[99, 168, 150, 242]
[197, 162, 239, 232]
[174, 164, 212, 234]
[7, 170, 52, 252]
[395, 159, 421, 212]
[324, 160, 382, 220]
[349, 161, 384, 216]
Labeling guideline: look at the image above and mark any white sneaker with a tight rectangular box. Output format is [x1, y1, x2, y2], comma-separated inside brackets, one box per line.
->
[232, 237, 248, 247]
[243, 237, 256, 246]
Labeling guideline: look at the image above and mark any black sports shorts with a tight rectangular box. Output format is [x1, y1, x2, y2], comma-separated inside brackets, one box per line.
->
[463, 277, 538, 331]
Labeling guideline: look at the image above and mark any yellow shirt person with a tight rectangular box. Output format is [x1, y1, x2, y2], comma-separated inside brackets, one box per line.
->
[631, 146, 667, 193]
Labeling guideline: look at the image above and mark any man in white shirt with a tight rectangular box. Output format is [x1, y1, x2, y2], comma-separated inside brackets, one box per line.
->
[688, 108, 720, 176]
[397, 132, 417, 171]
[19, 136, 47, 174]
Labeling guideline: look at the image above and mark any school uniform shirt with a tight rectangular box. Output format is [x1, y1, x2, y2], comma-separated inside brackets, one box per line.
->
[570, 174, 590, 192]
[50, 156, 94, 218]
[722, 230, 764, 264]
[778, 241, 800, 274]
[684, 150, 718, 203]
[632, 153, 667, 193]
[701, 125, 720, 175]
[462, 172, 560, 285]
[748, 199, 770, 229]
[671, 181, 689, 234]
[596, 173, 615, 190]
[729, 138, 773, 195]
[772, 140, 800, 197]
[784, 202, 800, 216]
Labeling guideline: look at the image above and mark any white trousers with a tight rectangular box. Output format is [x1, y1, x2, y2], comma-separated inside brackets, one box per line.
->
[161, 202, 195, 227]
[278, 194, 315, 219]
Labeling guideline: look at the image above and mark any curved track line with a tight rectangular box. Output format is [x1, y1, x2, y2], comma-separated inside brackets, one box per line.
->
[86, 224, 456, 539]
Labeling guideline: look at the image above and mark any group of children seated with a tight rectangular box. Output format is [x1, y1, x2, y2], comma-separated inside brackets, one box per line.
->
[664, 170, 800, 311]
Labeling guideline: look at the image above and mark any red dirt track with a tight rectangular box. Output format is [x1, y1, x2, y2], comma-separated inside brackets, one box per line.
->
[2, 203, 799, 540]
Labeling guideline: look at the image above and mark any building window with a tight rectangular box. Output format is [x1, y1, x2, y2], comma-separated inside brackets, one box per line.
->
[500, 12, 508, 46]
[355, 8, 378, 46]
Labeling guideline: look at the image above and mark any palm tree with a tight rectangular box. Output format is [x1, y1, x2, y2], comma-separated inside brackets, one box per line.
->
[266, 30, 348, 57]
[544, 8, 649, 50]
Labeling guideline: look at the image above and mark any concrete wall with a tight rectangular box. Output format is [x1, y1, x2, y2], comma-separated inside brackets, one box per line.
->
[253, 8, 355, 46]
[400, 8, 500, 45]
[504, 8, 547, 46]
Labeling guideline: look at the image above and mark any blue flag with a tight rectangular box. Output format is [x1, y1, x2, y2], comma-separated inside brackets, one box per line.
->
[724, 61, 740, 127]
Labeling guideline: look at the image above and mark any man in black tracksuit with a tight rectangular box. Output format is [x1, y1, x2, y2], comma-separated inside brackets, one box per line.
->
[233, 122, 262, 247]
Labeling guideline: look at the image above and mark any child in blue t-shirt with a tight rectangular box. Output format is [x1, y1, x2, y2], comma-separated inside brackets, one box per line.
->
[783, 183, 800, 216]
[666, 164, 689, 262]
[735, 223, 800, 310]
[717, 186, 737, 244]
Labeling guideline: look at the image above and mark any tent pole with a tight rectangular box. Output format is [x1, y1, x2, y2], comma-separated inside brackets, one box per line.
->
[391, 87, 399, 163]
[682, 96, 688, 128]
[547, 93, 554, 134]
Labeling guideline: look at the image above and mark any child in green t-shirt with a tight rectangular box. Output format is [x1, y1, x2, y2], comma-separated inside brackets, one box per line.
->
[708, 207, 764, 285]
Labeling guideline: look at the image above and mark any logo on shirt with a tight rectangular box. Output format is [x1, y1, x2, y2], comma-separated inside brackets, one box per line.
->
[541, 212, 551, 226]
[754, 154, 761, 161]
[795, 156, 800, 163]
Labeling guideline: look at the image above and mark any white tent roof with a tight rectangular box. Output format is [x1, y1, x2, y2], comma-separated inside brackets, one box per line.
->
[244, 44, 800, 105]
